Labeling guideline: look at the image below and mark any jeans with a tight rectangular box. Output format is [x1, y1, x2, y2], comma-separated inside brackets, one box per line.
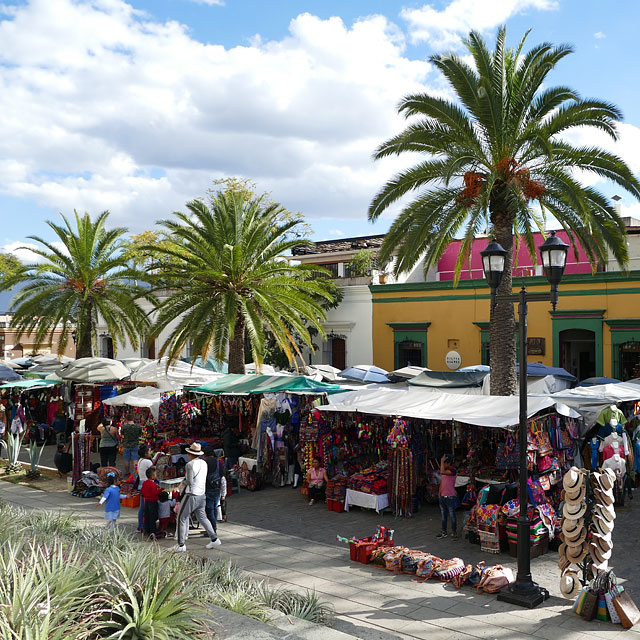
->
[123, 447, 139, 462]
[205, 490, 221, 534]
[177, 493, 217, 546]
[138, 496, 145, 531]
[144, 500, 159, 535]
[439, 496, 457, 533]
[100, 446, 117, 468]
[308, 484, 325, 502]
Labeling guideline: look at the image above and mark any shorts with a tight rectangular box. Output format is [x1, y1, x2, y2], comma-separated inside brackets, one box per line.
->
[123, 447, 139, 462]
[105, 510, 120, 521]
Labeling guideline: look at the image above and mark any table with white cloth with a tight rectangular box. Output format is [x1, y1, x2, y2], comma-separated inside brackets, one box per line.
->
[344, 489, 389, 513]
[238, 456, 258, 471]
[159, 477, 184, 491]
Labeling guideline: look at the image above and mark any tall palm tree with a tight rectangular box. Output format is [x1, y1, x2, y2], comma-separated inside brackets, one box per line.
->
[6, 211, 152, 358]
[150, 189, 334, 373]
[369, 28, 640, 395]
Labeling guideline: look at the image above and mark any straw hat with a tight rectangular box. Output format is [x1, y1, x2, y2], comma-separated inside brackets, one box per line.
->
[558, 556, 571, 572]
[558, 541, 567, 558]
[563, 500, 587, 520]
[566, 541, 588, 564]
[591, 532, 613, 554]
[565, 482, 586, 503]
[593, 502, 616, 522]
[590, 542, 612, 564]
[592, 558, 609, 572]
[185, 442, 205, 456]
[592, 513, 614, 536]
[560, 570, 581, 599]
[563, 527, 586, 546]
[562, 517, 584, 537]
[594, 487, 614, 506]
[593, 471, 614, 493]
[563, 467, 584, 492]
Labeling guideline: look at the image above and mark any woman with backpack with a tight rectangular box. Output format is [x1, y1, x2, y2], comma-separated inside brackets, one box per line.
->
[204, 446, 225, 535]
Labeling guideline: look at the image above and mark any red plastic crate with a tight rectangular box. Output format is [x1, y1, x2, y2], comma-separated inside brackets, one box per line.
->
[121, 494, 140, 508]
[327, 499, 345, 513]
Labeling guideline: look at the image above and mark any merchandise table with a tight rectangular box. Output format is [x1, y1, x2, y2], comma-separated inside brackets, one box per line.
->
[344, 489, 389, 513]
[159, 477, 184, 490]
[456, 475, 502, 488]
[238, 456, 258, 471]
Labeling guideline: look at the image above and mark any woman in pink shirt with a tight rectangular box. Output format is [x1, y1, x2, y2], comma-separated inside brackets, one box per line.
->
[437, 454, 458, 539]
[306, 457, 329, 505]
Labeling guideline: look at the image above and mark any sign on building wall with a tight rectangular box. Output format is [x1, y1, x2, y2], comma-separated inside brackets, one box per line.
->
[445, 350, 462, 370]
[528, 337, 546, 356]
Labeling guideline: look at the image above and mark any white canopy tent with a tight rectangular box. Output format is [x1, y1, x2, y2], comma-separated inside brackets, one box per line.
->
[60, 357, 130, 383]
[131, 357, 221, 390]
[317, 387, 567, 430]
[546, 381, 640, 432]
[102, 386, 166, 421]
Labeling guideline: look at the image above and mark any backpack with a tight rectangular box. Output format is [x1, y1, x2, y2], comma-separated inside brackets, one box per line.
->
[476, 565, 514, 593]
[206, 459, 223, 492]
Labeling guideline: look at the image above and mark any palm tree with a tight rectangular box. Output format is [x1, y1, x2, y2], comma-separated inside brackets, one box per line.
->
[149, 188, 335, 373]
[369, 28, 640, 395]
[6, 211, 152, 358]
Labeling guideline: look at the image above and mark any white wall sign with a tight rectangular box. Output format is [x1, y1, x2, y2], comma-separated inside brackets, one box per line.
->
[445, 350, 462, 370]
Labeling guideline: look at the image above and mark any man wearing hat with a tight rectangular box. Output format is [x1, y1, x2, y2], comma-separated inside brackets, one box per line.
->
[172, 443, 221, 552]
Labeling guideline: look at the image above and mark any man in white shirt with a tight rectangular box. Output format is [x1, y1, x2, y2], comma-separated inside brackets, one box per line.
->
[172, 442, 221, 552]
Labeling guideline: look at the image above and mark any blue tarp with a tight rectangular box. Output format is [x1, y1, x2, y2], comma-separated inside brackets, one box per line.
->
[516, 363, 576, 381]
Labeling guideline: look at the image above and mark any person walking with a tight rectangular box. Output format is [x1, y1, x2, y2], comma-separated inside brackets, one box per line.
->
[96, 472, 121, 529]
[222, 421, 241, 469]
[136, 445, 153, 533]
[172, 443, 221, 552]
[120, 420, 142, 475]
[437, 454, 458, 540]
[97, 418, 119, 468]
[204, 447, 224, 535]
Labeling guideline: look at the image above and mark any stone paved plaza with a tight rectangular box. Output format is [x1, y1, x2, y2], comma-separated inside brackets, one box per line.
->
[2, 474, 640, 640]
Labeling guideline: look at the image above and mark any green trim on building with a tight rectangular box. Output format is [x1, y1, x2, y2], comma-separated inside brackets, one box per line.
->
[390, 325, 429, 368]
[370, 270, 640, 294]
[387, 322, 432, 330]
[549, 309, 604, 377]
[605, 319, 640, 329]
[372, 287, 640, 304]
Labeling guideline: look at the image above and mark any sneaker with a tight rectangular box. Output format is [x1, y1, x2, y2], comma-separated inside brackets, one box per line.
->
[451, 533, 458, 540]
[436, 532, 448, 539]
[206, 539, 222, 549]
[150, 533, 156, 541]
[309, 499, 314, 506]
[170, 544, 187, 553]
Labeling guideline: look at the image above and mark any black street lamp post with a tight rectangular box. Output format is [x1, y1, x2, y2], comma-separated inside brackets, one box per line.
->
[481, 230, 569, 609]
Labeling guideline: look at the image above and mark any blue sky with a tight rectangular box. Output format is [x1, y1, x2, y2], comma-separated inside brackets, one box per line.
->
[0, 0, 639, 252]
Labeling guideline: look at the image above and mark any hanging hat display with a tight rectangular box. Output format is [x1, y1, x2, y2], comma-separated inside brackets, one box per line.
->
[562, 500, 587, 520]
[560, 569, 581, 599]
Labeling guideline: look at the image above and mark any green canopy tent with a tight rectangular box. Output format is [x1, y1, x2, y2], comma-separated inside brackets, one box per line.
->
[189, 374, 342, 395]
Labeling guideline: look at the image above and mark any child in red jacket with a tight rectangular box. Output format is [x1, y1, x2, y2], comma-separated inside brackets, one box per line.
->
[141, 466, 162, 536]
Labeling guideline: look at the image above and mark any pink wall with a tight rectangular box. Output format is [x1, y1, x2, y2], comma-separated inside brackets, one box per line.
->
[437, 231, 591, 281]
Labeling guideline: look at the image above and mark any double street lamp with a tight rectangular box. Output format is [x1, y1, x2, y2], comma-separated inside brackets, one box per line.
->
[480, 230, 569, 609]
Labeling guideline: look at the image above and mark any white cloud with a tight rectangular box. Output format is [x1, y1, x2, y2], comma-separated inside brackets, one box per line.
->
[2, 240, 68, 263]
[594, 31, 606, 39]
[0, 1, 430, 233]
[328, 229, 345, 237]
[401, 0, 557, 47]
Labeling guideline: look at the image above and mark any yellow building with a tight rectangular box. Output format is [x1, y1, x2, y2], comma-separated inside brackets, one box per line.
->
[371, 270, 640, 381]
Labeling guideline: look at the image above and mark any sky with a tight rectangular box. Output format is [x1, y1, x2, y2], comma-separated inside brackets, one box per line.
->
[1, 0, 640, 257]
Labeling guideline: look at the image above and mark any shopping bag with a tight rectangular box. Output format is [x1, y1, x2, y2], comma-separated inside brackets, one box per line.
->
[613, 590, 640, 629]
[596, 594, 610, 622]
[606, 589, 622, 625]
[573, 588, 597, 621]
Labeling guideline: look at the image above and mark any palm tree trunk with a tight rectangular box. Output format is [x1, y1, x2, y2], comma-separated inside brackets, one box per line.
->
[75, 303, 93, 359]
[228, 314, 246, 374]
[489, 216, 517, 395]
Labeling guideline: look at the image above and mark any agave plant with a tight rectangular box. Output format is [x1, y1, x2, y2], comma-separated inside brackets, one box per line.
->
[0, 431, 25, 474]
[92, 547, 210, 640]
[26, 439, 47, 479]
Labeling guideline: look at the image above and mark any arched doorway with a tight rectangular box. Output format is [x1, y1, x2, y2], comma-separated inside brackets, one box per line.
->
[559, 328, 596, 380]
